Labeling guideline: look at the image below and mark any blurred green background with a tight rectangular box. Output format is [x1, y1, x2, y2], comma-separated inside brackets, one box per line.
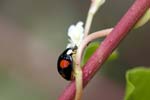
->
[0, 0, 149, 100]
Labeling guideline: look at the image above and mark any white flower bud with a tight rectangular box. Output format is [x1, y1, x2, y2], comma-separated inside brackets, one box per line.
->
[66, 21, 84, 48]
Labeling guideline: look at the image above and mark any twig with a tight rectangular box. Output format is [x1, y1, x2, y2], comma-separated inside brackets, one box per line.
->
[74, 0, 104, 99]
[76, 28, 113, 71]
[74, 28, 112, 100]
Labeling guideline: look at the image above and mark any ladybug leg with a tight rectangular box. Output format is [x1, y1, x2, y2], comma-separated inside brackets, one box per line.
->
[72, 51, 77, 55]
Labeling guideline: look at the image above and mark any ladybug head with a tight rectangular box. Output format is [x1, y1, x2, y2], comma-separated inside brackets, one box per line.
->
[63, 48, 74, 56]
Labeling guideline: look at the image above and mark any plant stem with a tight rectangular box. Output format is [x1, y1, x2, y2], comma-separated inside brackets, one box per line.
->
[84, 7, 94, 37]
[58, 0, 150, 100]
[76, 28, 113, 72]
[74, 1, 99, 99]
[74, 28, 112, 100]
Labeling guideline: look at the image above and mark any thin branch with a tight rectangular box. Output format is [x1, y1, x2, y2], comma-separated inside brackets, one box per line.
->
[84, 6, 94, 37]
[58, 0, 150, 100]
[74, 0, 103, 99]
[74, 28, 112, 100]
[76, 28, 113, 70]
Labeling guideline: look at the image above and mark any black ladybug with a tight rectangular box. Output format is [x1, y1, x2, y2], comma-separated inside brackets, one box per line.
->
[57, 48, 75, 81]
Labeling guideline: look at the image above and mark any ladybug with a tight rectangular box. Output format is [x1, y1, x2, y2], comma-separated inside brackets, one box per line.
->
[57, 48, 76, 81]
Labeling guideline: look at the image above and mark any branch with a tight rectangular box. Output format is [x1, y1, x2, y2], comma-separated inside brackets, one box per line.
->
[58, 0, 150, 100]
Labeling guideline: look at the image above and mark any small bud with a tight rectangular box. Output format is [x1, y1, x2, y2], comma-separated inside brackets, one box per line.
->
[67, 21, 84, 48]
[89, 0, 105, 14]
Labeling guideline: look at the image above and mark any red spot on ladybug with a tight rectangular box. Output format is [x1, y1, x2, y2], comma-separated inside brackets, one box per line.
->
[60, 60, 70, 69]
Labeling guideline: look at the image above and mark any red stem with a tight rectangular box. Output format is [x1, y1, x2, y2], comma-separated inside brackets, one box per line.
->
[58, 0, 150, 100]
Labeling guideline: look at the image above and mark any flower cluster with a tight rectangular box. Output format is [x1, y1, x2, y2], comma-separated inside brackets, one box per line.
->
[66, 21, 84, 48]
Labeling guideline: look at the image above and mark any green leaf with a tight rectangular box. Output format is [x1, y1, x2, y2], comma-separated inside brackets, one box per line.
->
[125, 67, 150, 100]
[107, 50, 118, 61]
[81, 42, 99, 66]
[134, 9, 150, 29]
[81, 42, 118, 66]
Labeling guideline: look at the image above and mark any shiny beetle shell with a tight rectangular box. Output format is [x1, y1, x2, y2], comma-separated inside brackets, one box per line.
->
[57, 48, 74, 81]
